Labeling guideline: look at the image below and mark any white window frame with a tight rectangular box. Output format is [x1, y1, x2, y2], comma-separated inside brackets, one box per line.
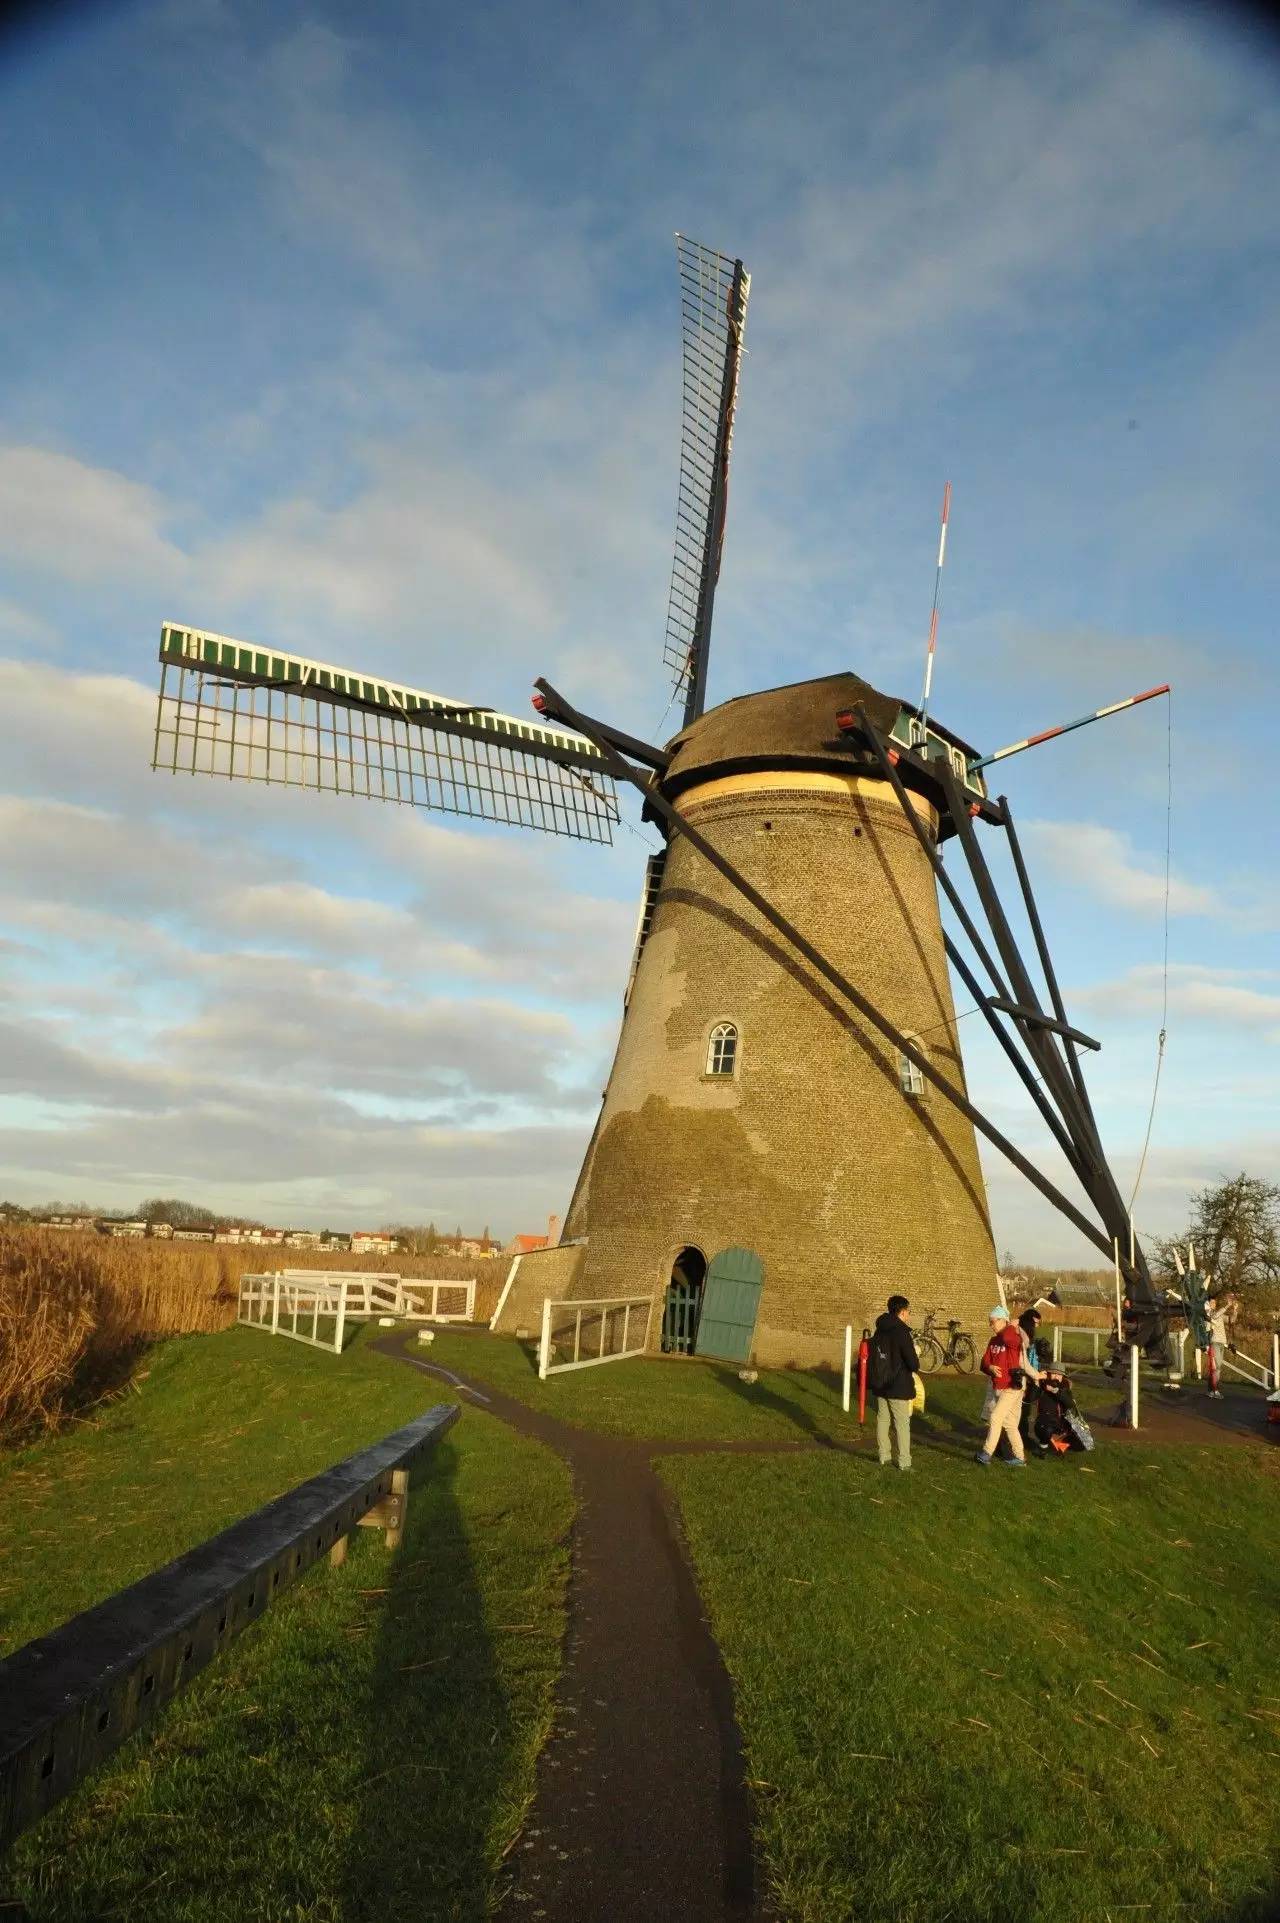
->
[899, 1035, 926, 1099]
[704, 1020, 740, 1079]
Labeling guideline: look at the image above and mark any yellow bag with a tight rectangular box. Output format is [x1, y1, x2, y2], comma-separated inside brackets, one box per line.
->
[912, 1371, 926, 1414]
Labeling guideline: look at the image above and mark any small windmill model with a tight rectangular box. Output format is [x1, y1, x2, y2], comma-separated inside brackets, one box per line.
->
[152, 236, 1170, 1366]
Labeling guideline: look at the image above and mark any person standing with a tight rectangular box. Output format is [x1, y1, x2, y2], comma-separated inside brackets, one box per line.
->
[1017, 1307, 1048, 1451]
[976, 1306, 1041, 1467]
[1206, 1292, 1228, 1399]
[870, 1294, 920, 1472]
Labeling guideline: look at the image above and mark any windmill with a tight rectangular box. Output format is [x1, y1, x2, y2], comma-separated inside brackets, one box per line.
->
[151, 235, 1170, 1370]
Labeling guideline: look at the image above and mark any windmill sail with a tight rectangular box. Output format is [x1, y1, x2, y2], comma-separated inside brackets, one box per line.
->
[663, 236, 750, 729]
[151, 624, 618, 842]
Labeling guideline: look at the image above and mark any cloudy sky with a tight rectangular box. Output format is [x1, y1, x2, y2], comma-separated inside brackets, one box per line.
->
[0, 0, 1276, 1255]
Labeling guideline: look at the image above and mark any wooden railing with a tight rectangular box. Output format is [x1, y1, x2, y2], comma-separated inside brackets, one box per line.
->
[538, 1295, 651, 1380]
[0, 1403, 459, 1854]
[237, 1270, 477, 1353]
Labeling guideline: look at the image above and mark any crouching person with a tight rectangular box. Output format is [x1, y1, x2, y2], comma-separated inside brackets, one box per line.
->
[870, 1294, 920, 1472]
[976, 1305, 1041, 1468]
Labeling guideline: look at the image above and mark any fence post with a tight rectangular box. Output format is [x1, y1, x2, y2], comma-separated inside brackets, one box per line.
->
[1129, 1343, 1140, 1429]
[386, 1467, 409, 1551]
[1272, 1332, 1279, 1391]
[1053, 1324, 1062, 1366]
[334, 1280, 347, 1356]
[539, 1298, 552, 1381]
[1193, 1344, 1202, 1380]
[271, 1272, 281, 1335]
[842, 1325, 852, 1415]
[574, 1307, 582, 1364]
[622, 1303, 630, 1354]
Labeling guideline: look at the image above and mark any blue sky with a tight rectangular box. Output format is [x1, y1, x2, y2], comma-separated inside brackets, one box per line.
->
[0, 0, 1276, 1255]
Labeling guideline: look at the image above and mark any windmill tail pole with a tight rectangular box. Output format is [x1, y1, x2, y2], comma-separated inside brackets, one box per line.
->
[918, 481, 951, 731]
[969, 684, 1170, 773]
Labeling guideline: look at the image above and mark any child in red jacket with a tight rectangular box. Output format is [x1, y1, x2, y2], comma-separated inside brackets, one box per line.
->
[976, 1306, 1041, 1467]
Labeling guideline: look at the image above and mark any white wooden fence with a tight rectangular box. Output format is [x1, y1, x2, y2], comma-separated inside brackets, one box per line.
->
[238, 1270, 476, 1355]
[538, 1295, 651, 1380]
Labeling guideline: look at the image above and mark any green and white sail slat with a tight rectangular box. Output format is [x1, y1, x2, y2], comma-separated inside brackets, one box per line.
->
[153, 623, 618, 843]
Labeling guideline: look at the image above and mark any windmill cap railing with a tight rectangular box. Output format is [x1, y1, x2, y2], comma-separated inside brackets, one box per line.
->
[0, 1402, 459, 1854]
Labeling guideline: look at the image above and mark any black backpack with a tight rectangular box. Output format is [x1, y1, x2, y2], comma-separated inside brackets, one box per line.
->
[867, 1330, 894, 1395]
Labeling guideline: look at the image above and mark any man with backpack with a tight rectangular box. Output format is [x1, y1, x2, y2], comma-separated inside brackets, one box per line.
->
[869, 1294, 920, 1472]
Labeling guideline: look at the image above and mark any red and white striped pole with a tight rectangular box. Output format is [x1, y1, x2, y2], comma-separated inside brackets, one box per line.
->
[970, 683, 1170, 773]
[918, 482, 951, 730]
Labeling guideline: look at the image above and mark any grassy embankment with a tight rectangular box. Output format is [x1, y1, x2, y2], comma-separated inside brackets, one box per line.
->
[433, 1332, 1280, 1922]
[0, 1225, 505, 1440]
[0, 1326, 571, 1923]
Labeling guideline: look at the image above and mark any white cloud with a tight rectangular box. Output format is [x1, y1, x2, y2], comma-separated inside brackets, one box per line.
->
[1076, 963, 1280, 1042]
[0, 446, 187, 587]
[1020, 819, 1216, 917]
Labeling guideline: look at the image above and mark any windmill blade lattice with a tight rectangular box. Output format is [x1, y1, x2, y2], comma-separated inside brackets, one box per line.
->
[663, 235, 750, 727]
[152, 625, 618, 843]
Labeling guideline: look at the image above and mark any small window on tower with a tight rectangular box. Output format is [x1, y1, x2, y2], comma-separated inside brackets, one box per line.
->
[705, 1022, 739, 1078]
[899, 1037, 926, 1099]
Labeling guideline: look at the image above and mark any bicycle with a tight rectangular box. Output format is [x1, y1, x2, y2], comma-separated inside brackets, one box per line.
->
[913, 1307, 976, 1374]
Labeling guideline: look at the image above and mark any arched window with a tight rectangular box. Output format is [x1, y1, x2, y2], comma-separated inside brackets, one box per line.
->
[705, 1021, 739, 1078]
[899, 1036, 925, 1099]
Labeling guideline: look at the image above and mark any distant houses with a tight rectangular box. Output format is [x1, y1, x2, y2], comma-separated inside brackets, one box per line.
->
[27, 1212, 555, 1260]
[504, 1214, 562, 1258]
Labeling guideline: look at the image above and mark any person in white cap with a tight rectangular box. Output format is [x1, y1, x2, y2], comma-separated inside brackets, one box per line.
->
[976, 1305, 1043, 1467]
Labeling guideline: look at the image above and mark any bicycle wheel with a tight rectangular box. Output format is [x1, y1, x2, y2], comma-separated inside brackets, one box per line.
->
[949, 1333, 976, 1374]
[915, 1334, 944, 1374]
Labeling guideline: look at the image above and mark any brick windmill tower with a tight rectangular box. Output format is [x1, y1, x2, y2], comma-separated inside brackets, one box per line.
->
[151, 237, 1167, 1368]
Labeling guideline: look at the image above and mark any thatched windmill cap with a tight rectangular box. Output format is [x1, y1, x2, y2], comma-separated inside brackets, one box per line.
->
[660, 670, 980, 804]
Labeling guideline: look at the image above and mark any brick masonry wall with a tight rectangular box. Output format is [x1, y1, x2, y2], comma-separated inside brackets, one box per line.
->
[490, 1242, 590, 1335]
[563, 775, 998, 1368]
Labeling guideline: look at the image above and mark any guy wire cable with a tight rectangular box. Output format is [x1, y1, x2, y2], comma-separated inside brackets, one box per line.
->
[1127, 689, 1173, 1211]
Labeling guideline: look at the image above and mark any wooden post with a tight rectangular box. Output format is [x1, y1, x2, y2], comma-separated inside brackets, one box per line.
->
[271, 1272, 281, 1335]
[386, 1469, 409, 1551]
[1053, 1324, 1062, 1366]
[574, 1307, 582, 1364]
[539, 1298, 552, 1380]
[842, 1325, 852, 1415]
[329, 1534, 348, 1568]
[622, 1303, 631, 1355]
[334, 1280, 347, 1356]
[1129, 1342, 1140, 1429]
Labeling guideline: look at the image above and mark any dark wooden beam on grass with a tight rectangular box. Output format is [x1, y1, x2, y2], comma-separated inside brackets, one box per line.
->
[0, 1402, 459, 1854]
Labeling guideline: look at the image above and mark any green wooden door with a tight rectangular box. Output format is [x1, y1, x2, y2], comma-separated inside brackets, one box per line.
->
[694, 1246, 764, 1363]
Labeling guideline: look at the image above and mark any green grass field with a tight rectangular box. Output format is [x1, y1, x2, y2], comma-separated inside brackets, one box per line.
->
[0, 1328, 572, 1922]
[661, 1400, 1280, 1923]
[422, 1327, 858, 1441]
[4, 1323, 1278, 1922]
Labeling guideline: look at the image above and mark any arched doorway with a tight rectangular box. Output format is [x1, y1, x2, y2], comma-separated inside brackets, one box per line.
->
[661, 1246, 706, 1354]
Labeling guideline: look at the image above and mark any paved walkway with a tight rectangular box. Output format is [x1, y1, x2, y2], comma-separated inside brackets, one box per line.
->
[373, 1333, 788, 1923]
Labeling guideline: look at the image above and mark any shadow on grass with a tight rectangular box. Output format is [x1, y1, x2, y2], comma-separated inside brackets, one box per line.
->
[340, 1439, 510, 1923]
[710, 1363, 843, 1446]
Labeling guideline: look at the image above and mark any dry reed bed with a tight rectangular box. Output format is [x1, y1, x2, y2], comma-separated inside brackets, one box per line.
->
[0, 1229, 504, 1443]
